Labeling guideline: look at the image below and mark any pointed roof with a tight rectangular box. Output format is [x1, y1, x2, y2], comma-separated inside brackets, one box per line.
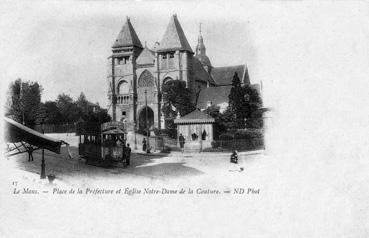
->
[196, 86, 232, 109]
[211, 65, 250, 86]
[157, 14, 193, 53]
[195, 23, 211, 67]
[136, 47, 155, 65]
[192, 57, 216, 85]
[174, 109, 215, 124]
[113, 17, 143, 49]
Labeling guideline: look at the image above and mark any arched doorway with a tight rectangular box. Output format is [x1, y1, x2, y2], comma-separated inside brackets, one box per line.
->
[138, 106, 154, 132]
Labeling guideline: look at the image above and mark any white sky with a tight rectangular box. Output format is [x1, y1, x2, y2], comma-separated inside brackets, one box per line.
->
[1, 0, 259, 106]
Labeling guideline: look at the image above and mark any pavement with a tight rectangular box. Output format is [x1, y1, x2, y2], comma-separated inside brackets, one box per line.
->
[3, 133, 265, 188]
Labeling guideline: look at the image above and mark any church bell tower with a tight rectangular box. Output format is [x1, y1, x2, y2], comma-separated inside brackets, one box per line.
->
[108, 17, 143, 126]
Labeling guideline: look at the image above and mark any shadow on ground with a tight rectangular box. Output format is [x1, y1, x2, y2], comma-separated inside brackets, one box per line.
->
[127, 162, 204, 178]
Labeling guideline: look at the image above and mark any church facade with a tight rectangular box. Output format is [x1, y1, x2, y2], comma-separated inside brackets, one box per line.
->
[107, 14, 251, 132]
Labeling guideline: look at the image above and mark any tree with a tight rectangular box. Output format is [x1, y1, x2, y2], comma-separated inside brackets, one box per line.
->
[56, 93, 79, 123]
[204, 105, 227, 139]
[76, 92, 89, 116]
[228, 72, 263, 129]
[43, 101, 63, 124]
[228, 72, 247, 128]
[243, 85, 263, 128]
[84, 109, 111, 124]
[162, 80, 196, 129]
[6, 79, 43, 126]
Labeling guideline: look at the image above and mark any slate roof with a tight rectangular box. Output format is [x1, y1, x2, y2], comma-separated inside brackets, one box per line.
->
[211, 65, 250, 86]
[192, 57, 216, 85]
[174, 109, 215, 124]
[157, 15, 193, 53]
[113, 18, 143, 49]
[195, 54, 211, 67]
[196, 86, 232, 109]
[137, 47, 155, 65]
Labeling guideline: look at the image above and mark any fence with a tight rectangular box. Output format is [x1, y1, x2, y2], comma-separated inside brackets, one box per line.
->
[206, 138, 264, 152]
[152, 136, 264, 153]
[33, 124, 76, 134]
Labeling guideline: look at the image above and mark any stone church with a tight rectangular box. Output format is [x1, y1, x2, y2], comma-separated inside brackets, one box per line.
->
[107, 14, 252, 132]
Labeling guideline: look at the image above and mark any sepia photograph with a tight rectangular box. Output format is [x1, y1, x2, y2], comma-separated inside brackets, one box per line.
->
[1, 0, 368, 237]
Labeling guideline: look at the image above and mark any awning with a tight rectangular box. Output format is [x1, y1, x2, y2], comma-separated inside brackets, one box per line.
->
[4, 117, 63, 154]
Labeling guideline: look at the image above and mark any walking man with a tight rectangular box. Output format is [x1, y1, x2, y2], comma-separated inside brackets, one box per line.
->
[142, 138, 147, 152]
[126, 143, 131, 166]
[179, 133, 185, 152]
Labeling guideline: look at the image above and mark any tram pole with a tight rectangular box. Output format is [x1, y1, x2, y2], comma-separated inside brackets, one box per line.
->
[111, 56, 117, 121]
[134, 123, 137, 150]
[145, 89, 150, 153]
[40, 119, 46, 179]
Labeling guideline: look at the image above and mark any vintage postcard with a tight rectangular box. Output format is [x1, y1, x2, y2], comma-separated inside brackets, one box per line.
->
[1, 0, 368, 237]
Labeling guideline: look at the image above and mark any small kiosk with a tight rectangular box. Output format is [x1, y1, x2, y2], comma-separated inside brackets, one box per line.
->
[174, 110, 215, 151]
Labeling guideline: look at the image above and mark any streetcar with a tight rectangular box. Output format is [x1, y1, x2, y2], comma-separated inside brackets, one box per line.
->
[76, 120, 128, 167]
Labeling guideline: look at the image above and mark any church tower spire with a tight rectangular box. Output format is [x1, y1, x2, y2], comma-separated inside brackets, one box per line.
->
[195, 23, 212, 72]
[196, 23, 206, 56]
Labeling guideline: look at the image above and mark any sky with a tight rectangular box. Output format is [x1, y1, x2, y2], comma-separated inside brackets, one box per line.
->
[1, 0, 258, 107]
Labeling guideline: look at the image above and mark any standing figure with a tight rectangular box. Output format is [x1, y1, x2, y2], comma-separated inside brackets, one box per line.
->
[179, 133, 185, 152]
[230, 150, 238, 164]
[142, 138, 147, 152]
[125, 143, 131, 166]
[27, 146, 34, 161]
[121, 143, 126, 161]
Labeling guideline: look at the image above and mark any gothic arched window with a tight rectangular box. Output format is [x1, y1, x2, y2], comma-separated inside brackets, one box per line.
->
[117, 80, 129, 94]
[138, 70, 155, 88]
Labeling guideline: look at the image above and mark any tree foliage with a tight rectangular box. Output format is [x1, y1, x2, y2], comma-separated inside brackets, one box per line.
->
[56, 93, 80, 123]
[6, 78, 110, 127]
[228, 72, 263, 129]
[76, 92, 89, 115]
[161, 80, 196, 129]
[228, 72, 247, 128]
[6, 79, 43, 126]
[53, 92, 110, 124]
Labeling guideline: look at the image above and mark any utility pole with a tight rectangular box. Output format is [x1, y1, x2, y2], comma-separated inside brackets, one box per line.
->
[20, 79, 25, 125]
[145, 89, 150, 153]
[134, 122, 137, 150]
[111, 56, 117, 121]
[40, 119, 46, 179]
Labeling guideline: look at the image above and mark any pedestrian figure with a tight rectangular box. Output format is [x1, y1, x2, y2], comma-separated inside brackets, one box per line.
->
[27, 146, 34, 161]
[230, 150, 238, 164]
[125, 143, 131, 166]
[142, 138, 147, 152]
[179, 133, 185, 152]
[201, 130, 207, 140]
[121, 143, 126, 162]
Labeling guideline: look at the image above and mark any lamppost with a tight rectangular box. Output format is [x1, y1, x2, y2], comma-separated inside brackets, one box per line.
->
[134, 122, 137, 150]
[111, 56, 117, 121]
[145, 89, 150, 153]
[19, 79, 25, 125]
[40, 119, 46, 179]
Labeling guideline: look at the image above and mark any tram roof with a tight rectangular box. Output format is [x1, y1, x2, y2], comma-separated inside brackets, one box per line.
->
[102, 128, 126, 135]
